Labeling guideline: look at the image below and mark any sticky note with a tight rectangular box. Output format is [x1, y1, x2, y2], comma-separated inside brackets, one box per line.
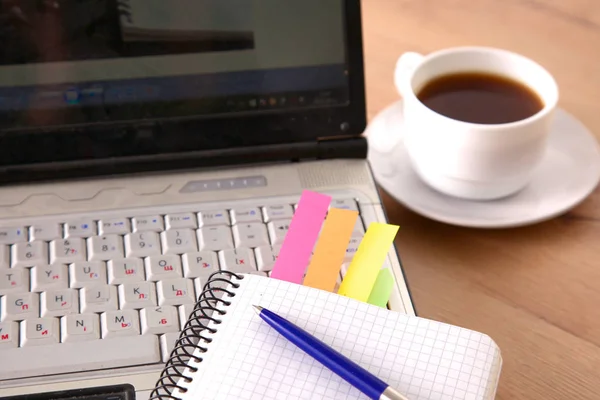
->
[303, 208, 359, 292]
[337, 223, 399, 302]
[270, 190, 331, 283]
[367, 268, 395, 308]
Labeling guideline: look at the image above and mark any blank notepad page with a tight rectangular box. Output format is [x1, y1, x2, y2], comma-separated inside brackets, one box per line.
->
[178, 275, 501, 400]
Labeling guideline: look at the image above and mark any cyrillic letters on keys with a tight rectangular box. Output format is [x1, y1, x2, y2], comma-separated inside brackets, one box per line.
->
[0, 321, 19, 348]
[31, 264, 69, 291]
[0, 293, 39, 321]
[60, 314, 100, 342]
[70, 261, 107, 288]
[101, 310, 140, 338]
[41, 289, 79, 317]
[182, 251, 219, 279]
[107, 258, 145, 284]
[21, 318, 60, 346]
[156, 278, 196, 306]
[0, 269, 29, 295]
[140, 306, 180, 334]
[118, 282, 157, 309]
[145, 255, 183, 281]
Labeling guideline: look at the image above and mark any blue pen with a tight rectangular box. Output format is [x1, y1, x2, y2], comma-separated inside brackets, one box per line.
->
[253, 305, 410, 400]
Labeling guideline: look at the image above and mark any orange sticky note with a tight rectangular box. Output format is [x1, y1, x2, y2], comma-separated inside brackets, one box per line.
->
[303, 208, 358, 292]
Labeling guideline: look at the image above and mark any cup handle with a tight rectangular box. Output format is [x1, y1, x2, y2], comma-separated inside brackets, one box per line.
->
[394, 52, 424, 98]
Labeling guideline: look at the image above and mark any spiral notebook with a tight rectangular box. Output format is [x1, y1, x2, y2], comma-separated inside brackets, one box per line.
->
[150, 272, 502, 400]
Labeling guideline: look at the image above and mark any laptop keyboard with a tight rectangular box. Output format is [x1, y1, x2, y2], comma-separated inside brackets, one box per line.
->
[0, 196, 366, 381]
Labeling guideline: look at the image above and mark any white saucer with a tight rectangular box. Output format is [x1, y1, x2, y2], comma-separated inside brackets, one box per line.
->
[365, 100, 600, 228]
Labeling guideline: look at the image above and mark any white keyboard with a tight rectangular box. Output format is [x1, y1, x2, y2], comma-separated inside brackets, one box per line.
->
[0, 197, 366, 381]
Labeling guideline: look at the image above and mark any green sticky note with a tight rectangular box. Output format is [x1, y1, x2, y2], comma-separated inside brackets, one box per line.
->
[367, 268, 395, 308]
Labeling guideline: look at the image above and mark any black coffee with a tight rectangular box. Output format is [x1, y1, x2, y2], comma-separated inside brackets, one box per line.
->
[416, 72, 544, 124]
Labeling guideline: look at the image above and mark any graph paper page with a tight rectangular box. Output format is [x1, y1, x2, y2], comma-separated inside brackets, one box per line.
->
[179, 275, 501, 400]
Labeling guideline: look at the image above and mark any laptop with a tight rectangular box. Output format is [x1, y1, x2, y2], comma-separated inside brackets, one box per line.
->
[0, 1, 415, 399]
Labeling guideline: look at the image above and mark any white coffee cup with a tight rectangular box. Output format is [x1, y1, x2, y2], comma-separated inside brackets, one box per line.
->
[393, 46, 559, 200]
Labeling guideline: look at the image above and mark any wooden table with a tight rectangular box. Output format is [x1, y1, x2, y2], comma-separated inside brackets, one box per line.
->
[361, 1, 600, 398]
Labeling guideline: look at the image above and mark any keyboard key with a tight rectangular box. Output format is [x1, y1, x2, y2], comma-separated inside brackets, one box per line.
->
[195, 277, 232, 301]
[145, 255, 183, 281]
[177, 304, 196, 329]
[219, 247, 257, 273]
[231, 207, 262, 224]
[80, 285, 119, 313]
[60, 313, 100, 342]
[0, 334, 160, 380]
[182, 251, 219, 279]
[197, 226, 234, 251]
[98, 218, 131, 235]
[50, 238, 86, 264]
[65, 220, 96, 238]
[157, 278, 196, 306]
[254, 245, 282, 272]
[69, 261, 107, 288]
[132, 216, 164, 232]
[267, 220, 291, 245]
[31, 264, 69, 291]
[124, 232, 161, 257]
[41, 288, 79, 317]
[232, 222, 269, 248]
[107, 258, 145, 284]
[140, 305, 180, 335]
[0, 292, 39, 321]
[29, 223, 61, 241]
[247, 271, 268, 277]
[160, 331, 181, 362]
[165, 213, 197, 229]
[197, 210, 230, 226]
[0, 227, 26, 244]
[0, 321, 19, 348]
[21, 317, 60, 346]
[262, 204, 294, 222]
[0, 245, 8, 268]
[160, 229, 197, 254]
[331, 198, 359, 211]
[0, 268, 29, 295]
[88, 235, 124, 261]
[345, 236, 362, 262]
[12, 241, 48, 268]
[118, 281, 157, 309]
[101, 309, 141, 338]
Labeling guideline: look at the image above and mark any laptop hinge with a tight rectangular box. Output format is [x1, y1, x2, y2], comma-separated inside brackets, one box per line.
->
[314, 135, 367, 160]
[0, 136, 367, 185]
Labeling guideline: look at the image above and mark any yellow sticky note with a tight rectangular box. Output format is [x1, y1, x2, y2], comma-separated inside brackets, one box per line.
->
[367, 268, 395, 308]
[337, 223, 399, 302]
[303, 208, 359, 292]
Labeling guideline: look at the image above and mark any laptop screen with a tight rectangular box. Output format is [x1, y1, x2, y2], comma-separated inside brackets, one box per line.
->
[0, 0, 349, 132]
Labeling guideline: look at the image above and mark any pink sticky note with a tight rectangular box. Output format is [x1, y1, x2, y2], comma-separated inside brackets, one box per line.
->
[270, 190, 331, 283]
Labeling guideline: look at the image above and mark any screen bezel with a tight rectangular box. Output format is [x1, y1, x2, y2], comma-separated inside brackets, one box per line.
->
[0, 0, 366, 178]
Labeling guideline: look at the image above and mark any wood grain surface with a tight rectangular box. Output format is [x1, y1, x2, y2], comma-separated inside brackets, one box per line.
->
[360, 1, 600, 398]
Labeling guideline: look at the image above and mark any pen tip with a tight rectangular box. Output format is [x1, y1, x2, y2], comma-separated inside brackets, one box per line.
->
[252, 305, 263, 314]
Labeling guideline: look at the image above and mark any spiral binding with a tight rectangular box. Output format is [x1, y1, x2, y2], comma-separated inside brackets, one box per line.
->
[148, 270, 246, 400]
